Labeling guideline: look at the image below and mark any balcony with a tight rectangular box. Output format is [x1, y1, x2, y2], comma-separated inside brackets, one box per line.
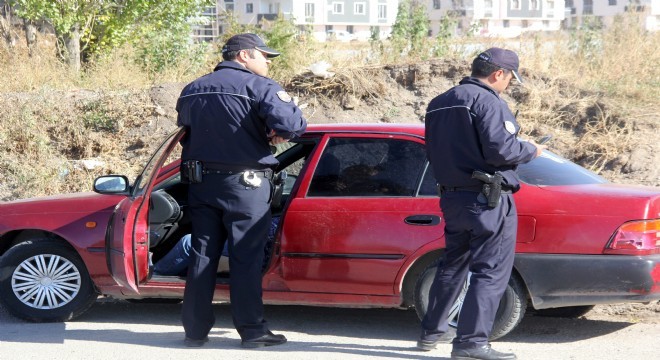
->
[624, 5, 646, 11]
[257, 13, 279, 22]
[447, 10, 467, 16]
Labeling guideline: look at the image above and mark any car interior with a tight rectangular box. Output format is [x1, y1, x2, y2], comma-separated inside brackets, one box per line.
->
[146, 140, 318, 282]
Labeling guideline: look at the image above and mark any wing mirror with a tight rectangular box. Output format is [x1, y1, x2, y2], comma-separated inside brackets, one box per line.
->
[93, 175, 130, 194]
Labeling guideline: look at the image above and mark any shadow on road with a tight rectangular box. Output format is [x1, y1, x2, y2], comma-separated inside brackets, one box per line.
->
[0, 298, 634, 353]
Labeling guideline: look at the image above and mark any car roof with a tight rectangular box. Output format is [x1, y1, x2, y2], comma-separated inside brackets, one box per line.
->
[306, 123, 425, 138]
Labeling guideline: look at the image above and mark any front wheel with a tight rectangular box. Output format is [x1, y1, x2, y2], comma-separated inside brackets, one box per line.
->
[413, 258, 527, 340]
[0, 239, 98, 322]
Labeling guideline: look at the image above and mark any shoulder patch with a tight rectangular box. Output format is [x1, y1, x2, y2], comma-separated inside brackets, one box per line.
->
[504, 121, 517, 135]
[277, 91, 292, 103]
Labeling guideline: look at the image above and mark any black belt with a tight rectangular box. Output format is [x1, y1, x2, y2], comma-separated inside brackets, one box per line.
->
[438, 184, 483, 193]
[203, 168, 273, 179]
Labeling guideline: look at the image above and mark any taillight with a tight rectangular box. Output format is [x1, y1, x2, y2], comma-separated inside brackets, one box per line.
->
[604, 219, 660, 255]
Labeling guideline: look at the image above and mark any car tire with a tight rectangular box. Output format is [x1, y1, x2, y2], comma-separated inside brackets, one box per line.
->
[0, 239, 98, 322]
[414, 258, 527, 340]
[532, 305, 594, 318]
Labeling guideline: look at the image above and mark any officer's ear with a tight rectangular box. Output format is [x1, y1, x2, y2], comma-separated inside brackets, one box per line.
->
[236, 49, 250, 63]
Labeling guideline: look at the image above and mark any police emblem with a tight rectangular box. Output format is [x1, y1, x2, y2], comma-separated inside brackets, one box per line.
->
[277, 91, 292, 103]
[504, 121, 516, 135]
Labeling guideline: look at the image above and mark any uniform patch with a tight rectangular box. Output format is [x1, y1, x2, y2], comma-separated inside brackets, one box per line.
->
[277, 91, 292, 103]
[504, 121, 516, 135]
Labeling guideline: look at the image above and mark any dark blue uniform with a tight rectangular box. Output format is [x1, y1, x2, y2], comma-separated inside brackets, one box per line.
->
[422, 77, 536, 350]
[176, 61, 306, 341]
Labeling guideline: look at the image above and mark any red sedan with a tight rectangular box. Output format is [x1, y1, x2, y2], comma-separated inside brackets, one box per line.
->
[1, 124, 659, 340]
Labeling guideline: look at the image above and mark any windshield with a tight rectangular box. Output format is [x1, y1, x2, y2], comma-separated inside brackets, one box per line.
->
[516, 151, 607, 186]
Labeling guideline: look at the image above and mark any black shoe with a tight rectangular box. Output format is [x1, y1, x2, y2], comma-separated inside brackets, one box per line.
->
[417, 328, 457, 351]
[241, 332, 287, 348]
[451, 344, 517, 360]
[184, 336, 209, 347]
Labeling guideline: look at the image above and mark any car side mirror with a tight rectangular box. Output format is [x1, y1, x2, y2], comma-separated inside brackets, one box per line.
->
[93, 175, 130, 194]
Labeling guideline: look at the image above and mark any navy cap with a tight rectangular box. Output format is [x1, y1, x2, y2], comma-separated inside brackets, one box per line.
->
[221, 33, 281, 58]
[477, 48, 522, 83]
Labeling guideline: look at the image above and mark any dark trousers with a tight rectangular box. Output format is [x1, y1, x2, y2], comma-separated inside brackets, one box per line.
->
[421, 191, 517, 349]
[182, 173, 272, 340]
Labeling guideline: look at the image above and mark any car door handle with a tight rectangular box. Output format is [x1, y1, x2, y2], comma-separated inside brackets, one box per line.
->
[404, 215, 440, 226]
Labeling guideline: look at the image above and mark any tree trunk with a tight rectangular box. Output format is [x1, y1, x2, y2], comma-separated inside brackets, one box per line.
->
[0, 5, 16, 49]
[64, 24, 81, 73]
[24, 19, 37, 56]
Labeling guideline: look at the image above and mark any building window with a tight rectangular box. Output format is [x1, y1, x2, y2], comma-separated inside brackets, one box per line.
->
[511, 0, 521, 10]
[530, 0, 540, 10]
[305, 3, 314, 17]
[354, 2, 366, 15]
[584, 0, 593, 14]
[246, 3, 253, 13]
[226, 3, 234, 11]
[378, 4, 387, 19]
[608, 0, 616, 5]
[503, 20, 510, 27]
[326, 25, 333, 32]
[269, 3, 280, 13]
[347, 25, 354, 33]
[332, 2, 344, 14]
[433, 0, 441, 9]
[484, 0, 493, 16]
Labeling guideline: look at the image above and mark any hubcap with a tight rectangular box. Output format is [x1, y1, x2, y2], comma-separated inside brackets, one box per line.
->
[11, 254, 81, 309]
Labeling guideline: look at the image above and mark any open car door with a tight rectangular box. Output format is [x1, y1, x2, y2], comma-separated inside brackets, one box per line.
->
[106, 128, 186, 293]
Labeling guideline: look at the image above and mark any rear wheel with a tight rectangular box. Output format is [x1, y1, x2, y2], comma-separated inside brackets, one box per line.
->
[0, 239, 98, 322]
[413, 258, 527, 340]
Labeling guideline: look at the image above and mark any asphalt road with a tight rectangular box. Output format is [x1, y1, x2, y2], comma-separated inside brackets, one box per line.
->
[1, 299, 659, 360]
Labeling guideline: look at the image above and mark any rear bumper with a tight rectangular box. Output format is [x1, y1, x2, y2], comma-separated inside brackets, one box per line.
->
[515, 253, 660, 309]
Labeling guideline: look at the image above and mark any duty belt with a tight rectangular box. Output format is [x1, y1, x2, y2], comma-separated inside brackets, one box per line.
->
[437, 184, 483, 193]
[203, 167, 273, 179]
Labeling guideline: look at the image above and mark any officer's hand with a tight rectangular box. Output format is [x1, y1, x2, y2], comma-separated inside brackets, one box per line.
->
[528, 139, 547, 158]
[270, 135, 288, 145]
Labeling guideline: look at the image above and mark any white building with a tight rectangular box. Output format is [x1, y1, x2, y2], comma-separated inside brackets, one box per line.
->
[563, 0, 659, 30]
[194, 0, 399, 42]
[426, 0, 566, 38]
[192, 0, 658, 43]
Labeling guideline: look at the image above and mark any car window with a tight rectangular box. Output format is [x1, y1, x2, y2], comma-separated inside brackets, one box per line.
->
[133, 129, 184, 196]
[516, 151, 607, 186]
[308, 137, 426, 197]
[418, 163, 438, 197]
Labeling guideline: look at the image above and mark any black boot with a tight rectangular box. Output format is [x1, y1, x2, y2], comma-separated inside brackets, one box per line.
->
[451, 344, 517, 360]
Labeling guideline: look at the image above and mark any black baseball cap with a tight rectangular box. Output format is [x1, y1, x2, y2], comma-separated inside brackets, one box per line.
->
[221, 33, 281, 58]
[476, 48, 522, 83]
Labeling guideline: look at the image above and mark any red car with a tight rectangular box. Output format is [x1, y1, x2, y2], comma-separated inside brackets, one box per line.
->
[1, 124, 659, 340]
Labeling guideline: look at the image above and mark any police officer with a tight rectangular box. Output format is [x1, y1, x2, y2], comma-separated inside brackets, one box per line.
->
[176, 33, 307, 348]
[419, 48, 544, 359]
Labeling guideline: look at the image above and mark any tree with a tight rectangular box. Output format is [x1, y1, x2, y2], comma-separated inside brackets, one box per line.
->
[390, 0, 429, 58]
[1, 2, 17, 49]
[10, 0, 212, 72]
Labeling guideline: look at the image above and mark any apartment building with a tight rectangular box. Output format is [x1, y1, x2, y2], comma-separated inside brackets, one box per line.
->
[426, 0, 566, 38]
[564, 0, 659, 30]
[192, 0, 657, 43]
[193, 0, 399, 42]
